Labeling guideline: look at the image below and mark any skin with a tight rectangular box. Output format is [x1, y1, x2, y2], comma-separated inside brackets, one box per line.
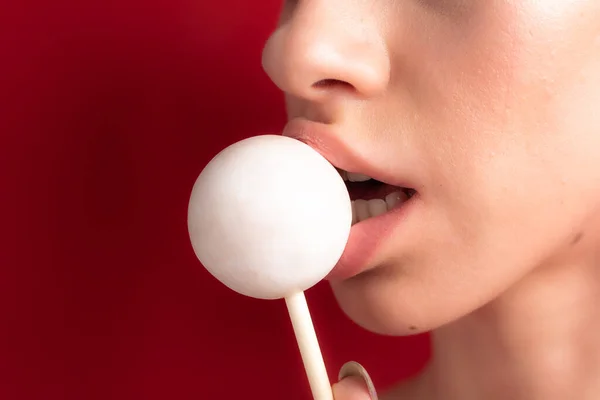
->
[261, 1, 600, 399]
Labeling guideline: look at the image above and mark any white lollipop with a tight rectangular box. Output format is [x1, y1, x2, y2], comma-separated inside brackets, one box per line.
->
[187, 134, 352, 400]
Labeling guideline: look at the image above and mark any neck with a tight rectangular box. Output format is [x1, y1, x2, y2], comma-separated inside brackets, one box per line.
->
[423, 257, 600, 400]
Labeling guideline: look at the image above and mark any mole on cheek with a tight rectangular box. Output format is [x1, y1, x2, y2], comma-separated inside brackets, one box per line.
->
[409, 326, 418, 331]
[570, 232, 584, 246]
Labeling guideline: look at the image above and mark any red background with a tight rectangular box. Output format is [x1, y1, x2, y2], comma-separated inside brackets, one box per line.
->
[0, 1, 430, 398]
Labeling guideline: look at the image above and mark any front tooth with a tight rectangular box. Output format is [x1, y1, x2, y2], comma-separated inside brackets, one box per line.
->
[385, 191, 407, 210]
[368, 199, 387, 218]
[354, 199, 370, 222]
[347, 172, 371, 182]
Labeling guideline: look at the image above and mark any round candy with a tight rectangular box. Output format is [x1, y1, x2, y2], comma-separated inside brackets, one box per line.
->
[187, 135, 352, 300]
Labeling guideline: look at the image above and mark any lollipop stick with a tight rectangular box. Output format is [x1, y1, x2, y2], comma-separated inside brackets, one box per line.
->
[285, 291, 333, 400]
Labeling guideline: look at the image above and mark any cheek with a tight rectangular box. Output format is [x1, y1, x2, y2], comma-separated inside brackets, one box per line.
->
[336, 5, 600, 335]
[415, 1, 600, 224]
[406, 1, 598, 163]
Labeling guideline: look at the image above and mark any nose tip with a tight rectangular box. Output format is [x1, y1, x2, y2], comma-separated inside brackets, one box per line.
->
[262, 12, 390, 101]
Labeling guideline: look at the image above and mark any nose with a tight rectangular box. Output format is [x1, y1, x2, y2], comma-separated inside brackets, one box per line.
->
[262, 1, 390, 101]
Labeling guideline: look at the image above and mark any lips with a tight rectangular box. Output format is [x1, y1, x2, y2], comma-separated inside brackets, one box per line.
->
[326, 194, 419, 280]
[281, 118, 418, 191]
[282, 117, 420, 280]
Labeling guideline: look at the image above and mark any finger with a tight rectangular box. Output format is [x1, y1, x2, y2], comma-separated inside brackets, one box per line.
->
[333, 376, 372, 400]
[333, 361, 378, 400]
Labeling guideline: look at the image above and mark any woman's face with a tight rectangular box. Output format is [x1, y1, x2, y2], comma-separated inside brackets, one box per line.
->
[262, 1, 600, 335]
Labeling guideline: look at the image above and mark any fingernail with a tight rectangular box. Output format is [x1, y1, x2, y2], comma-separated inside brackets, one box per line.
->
[338, 361, 378, 400]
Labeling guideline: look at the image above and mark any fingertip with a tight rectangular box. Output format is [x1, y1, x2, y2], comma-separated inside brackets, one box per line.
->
[333, 361, 378, 400]
[333, 376, 373, 400]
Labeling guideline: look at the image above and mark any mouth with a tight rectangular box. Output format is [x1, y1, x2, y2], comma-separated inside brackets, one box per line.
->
[282, 118, 421, 281]
[338, 169, 417, 226]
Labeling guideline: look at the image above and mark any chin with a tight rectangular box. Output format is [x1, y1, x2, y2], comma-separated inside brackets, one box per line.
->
[329, 273, 438, 336]
[328, 262, 500, 337]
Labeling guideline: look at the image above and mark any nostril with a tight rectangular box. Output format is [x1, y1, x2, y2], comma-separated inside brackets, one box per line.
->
[312, 79, 356, 93]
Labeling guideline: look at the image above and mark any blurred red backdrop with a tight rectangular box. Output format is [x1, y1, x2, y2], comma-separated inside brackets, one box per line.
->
[0, 1, 430, 399]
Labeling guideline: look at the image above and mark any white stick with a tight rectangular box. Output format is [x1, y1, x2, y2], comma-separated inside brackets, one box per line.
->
[285, 291, 334, 400]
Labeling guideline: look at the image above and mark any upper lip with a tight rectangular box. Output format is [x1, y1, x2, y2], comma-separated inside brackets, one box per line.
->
[282, 117, 417, 190]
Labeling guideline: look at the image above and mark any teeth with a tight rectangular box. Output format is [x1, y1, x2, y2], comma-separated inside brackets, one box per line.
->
[338, 167, 412, 225]
[351, 191, 408, 225]
[354, 200, 370, 222]
[385, 191, 408, 210]
[347, 172, 372, 182]
[368, 199, 387, 218]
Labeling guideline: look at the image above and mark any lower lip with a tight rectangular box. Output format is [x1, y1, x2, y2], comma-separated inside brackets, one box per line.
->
[326, 193, 419, 281]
